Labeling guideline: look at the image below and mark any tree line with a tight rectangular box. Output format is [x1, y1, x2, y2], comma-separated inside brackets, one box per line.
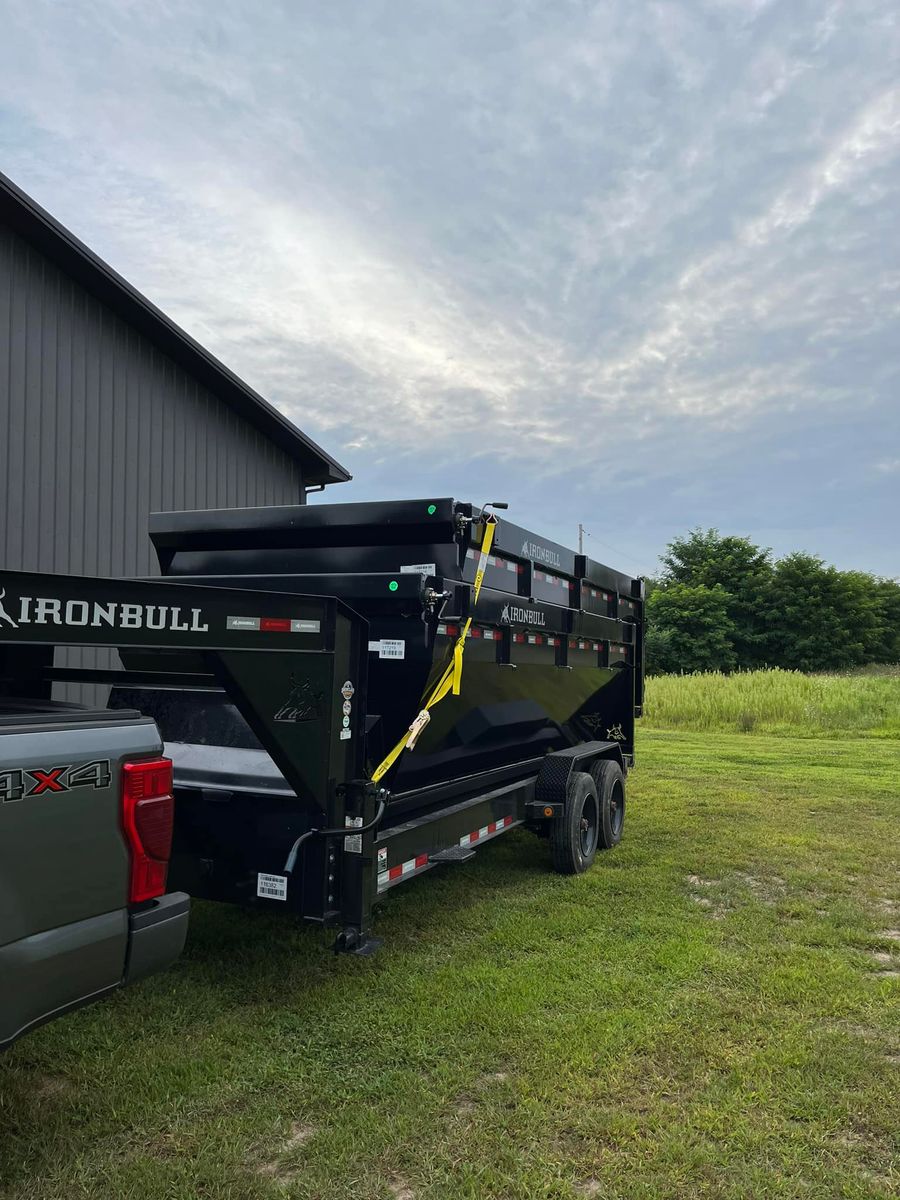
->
[644, 529, 900, 675]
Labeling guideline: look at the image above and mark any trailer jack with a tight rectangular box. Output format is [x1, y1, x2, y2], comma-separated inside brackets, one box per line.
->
[333, 928, 383, 956]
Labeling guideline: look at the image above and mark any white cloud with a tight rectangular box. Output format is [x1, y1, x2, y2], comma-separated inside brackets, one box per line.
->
[1, 0, 898, 570]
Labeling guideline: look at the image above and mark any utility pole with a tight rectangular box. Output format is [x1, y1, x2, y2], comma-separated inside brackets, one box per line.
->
[578, 523, 584, 555]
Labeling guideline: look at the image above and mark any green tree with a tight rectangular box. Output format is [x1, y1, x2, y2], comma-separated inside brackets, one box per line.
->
[842, 570, 890, 666]
[660, 529, 774, 668]
[644, 624, 676, 676]
[646, 583, 736, 674]
[769, 553, 868, 672]
[871, 577, 900, 663]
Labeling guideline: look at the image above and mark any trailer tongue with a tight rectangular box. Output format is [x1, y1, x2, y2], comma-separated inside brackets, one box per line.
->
[0, 500, 643, 955]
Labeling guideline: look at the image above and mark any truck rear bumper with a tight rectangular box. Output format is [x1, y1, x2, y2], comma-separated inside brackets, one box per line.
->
[0, 909, 127, 1049]
[0, 893, 189, 1050]
[125, 892, 190, 984]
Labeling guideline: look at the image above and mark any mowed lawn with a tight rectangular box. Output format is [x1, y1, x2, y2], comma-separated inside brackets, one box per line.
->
[1, 731, 898, 1200]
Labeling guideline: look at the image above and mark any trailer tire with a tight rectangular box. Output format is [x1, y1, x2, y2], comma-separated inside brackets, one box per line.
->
[550, 771, 600, 875]
[590, 758, 625, 849]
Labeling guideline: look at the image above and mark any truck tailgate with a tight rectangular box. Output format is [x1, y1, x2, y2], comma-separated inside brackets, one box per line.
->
[0, 711, 161, 1046]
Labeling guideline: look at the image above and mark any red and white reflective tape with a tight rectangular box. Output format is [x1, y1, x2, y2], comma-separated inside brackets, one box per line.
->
[460, 814, 514, 846]
[465, 550, 523, 574]
[377, 815, 516, 892]
[438, 624, 503, 640]
[226, 615, 321, 633]
[534, 570, 568, 588]
[383, 852, 430, 885]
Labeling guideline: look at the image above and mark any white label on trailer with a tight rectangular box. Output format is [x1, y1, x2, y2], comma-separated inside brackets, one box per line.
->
[344, 816, 363, 854]
[377, 847, 388, 873]
[400, 563, 436, 575]
[341, 681, 355, 699]
[368, 639, 405, 660]
[339, 729, 352, 740]
[257, 872, 288, 901]
[342, 700, 352, 715]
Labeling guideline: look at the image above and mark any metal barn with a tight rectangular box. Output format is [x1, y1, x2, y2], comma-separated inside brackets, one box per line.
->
[0, 171, 349, 696]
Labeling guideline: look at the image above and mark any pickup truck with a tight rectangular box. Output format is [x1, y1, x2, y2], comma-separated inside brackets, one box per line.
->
[0, 697, 189, 1049]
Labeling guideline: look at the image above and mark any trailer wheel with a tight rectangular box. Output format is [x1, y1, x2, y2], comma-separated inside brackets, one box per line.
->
[550, 771, 600, 874]
[590, 759, 625, 849]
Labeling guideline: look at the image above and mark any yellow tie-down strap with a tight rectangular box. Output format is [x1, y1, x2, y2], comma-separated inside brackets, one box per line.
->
[371, 514, 497, 784]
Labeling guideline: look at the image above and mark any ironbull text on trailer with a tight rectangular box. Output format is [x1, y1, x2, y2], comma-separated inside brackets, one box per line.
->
[4, 589, 209, 633]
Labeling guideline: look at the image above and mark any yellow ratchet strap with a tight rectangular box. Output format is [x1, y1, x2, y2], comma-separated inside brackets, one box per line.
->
[371, 514, 497, 784]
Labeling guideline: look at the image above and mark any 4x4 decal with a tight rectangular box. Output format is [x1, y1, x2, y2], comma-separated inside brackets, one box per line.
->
[0, 759, 112, 803]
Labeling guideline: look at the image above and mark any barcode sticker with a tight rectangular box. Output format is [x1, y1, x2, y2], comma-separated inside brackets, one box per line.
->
[344, 816, 363, 854]
[369, 639, 405, 659]
[400, 563, 436, 576]
[257, 872, 288, 901]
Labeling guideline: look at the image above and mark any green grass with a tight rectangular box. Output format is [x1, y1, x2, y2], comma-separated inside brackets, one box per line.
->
[644, 667, 900, 738]
[1, 731, 898, 1199]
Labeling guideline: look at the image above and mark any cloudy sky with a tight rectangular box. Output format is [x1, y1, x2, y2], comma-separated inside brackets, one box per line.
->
[1, 0, 898, 577]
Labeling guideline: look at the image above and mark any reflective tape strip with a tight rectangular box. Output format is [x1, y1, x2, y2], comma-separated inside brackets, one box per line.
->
[460, 815, 514, 846]
[378, 852, 430, 892]
[227, 616, 260, 630]
[226, 615, 320, 633]
[377, 816, 517, 892]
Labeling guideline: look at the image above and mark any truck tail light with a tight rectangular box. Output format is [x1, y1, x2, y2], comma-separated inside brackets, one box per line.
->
[121, 758, 174, 904]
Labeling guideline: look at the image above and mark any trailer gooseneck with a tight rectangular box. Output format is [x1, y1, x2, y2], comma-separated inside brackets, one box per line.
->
[0, 499, 644, 955]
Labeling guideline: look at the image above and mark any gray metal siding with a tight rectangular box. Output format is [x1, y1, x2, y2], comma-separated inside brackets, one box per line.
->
[1, 223, 303, 578]
[0, 224, 306, 702]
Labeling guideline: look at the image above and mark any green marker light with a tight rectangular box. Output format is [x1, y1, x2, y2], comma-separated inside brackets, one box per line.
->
[427, 504, 437, 515]
[389, 580, 399, 591]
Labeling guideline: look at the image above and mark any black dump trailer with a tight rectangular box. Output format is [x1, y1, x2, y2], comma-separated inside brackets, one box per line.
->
[0, 499, 643, 954]
[115, 498, 644, 951]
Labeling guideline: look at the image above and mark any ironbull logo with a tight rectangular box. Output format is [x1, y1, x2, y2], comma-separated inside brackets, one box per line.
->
[273, 675, 322, 723]
[0, 589, 17, 629]
[521, 538, 562, 568]
[0, 580, 209, 633]
[500, 603, 547, 627]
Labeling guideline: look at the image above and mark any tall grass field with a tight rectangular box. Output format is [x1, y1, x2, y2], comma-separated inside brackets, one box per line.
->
[643, 666, 900, 738]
